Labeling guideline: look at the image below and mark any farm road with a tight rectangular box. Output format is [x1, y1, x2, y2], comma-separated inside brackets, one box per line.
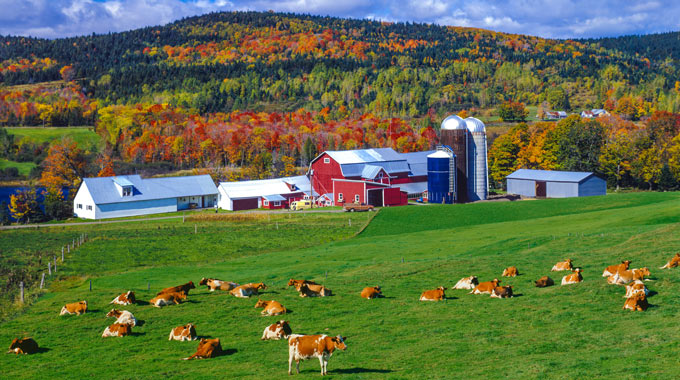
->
[0, 208, 344, 230]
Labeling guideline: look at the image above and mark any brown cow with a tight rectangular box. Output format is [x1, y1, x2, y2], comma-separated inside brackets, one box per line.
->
[60, 300, 87, 316]
[470, 279, 500, 294]
[110, 291, 136, 305]
[102, 323, 132, 338]
[607, 267, 651, 285]
[106, 309, 137, 326]
[551, 259, 573, 271]
[624, 280, 649, 298]
[287, 279, 319, 288]
[261, 320, 292, 340]
[7, 338, 38, 354]
[602, 260, 631, 277]
[199, 278, 239, 292]
[230, 283, 267, 298]
[157, 281, 195, 296]
[288, 334, 347, 376]
[254, 299, 287, 316]
[182, 338, 222, 360]
[419, 286, 446, 301]
[623, 293, 649, 311]
[561, 268, 583, 285]
[660, 253, 680, 269]
[169, 323, 197, 341]
[490, 285, 513, 298]
[295, 283, 332, 297]
[149, 291, 186, 308]
[452, 276, 478, 290]
[535, 276, 555, 288]
[502, 266, 519, 277]
[360, 286, 383, 299]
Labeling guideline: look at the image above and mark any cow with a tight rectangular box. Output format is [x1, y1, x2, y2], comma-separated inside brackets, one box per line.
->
[287, 279, 319, 288]
[561, 268, 583, 285]
[106, 309, 137, 326]
[199, 278, 239, 292]
[660, 253, 680, 269]
[60, 300, 87, 316]
[230, 283, 267, 298]
[535, 276, 555, 288]
[419, 286, 446, 301]
[149, 291, 186, 308]
[490, 285, 513, 298]
[288, 334, 347, 376]
[182, 338, 222, 360]
[502, 266, 519, 277]
[623, 293, 649, 311]
[470, 279, 500, 295]
[110, 291, 136, 305]
[254, 299, 287, 316]
[607, 267, 651, 285]
[102, 323, 133, 338]
[551, 259, 573, 272]
[7, 338, 38, 355]
[261, 320, 292, 340]
[295, 283, 332, 297]
[624, 280, 649, 299]
[169, 324, 197, 341]
[360, 286, 383, 299]
[452, 276, 478, 290]
[157, 281, 195, 296]
[602, 260, 631, 277]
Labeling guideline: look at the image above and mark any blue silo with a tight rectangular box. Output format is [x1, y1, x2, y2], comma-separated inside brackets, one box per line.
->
[427, 146, 456, 204]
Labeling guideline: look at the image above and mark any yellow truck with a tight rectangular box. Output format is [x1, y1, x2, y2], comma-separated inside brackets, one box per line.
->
[290, 199, 313, 211]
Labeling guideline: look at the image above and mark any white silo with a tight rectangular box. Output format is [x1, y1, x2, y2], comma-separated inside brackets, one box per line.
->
[464, 117, 488, 201]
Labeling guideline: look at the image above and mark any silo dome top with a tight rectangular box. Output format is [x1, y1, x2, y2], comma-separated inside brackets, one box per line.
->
[427, 150, 452, 158]
[441, 115, 466, 130]
[464, 117, 486, 133]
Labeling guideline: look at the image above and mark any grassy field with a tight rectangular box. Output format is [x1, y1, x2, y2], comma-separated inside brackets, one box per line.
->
[0, 158, 36, 176]
[4, 126, 100, 148]
[1, 193, 680, 379]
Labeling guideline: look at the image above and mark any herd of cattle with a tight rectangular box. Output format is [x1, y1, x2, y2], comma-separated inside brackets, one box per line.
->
[8, 252, 680, 375]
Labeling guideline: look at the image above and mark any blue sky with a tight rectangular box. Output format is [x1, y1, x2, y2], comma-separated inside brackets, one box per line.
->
[1, 0, 678, 39]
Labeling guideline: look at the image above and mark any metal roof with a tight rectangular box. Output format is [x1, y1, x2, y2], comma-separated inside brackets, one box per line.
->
[361, 165, 384, 179]
[465, 117, 486, 133]
[400, 150, 435, 177]
[324, 148, 403, 164]
[393, 181, 428, 195]
[506, 169, 596, 183]
[82, 175, 217, 205]
[263, 194, 286, 201]
[219, 175, 312, 199]
[441, 115, 466, 130]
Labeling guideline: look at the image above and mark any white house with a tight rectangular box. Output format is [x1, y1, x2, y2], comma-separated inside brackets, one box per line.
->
[73, 174, 218, 220]
[217, 175, 313, 211]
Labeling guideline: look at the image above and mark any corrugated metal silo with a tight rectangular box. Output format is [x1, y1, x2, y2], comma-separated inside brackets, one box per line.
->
[427, 147, 456, 204]
[440, 115, 467, 202]
[464, 117, 488, 201]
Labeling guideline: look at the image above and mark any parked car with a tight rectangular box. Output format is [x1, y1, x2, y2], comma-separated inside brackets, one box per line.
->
[290, 199, 313, 211]
[342, 202, 374, 212]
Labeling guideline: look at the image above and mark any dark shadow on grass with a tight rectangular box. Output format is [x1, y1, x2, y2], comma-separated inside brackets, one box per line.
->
[183, 300, 199, 304]
[196, 335, 214, 340]
[647, 290, 658, 297]
[130, 332, 146, 337]
[443, 297, 458, 300]
[136, 320, 145, 327]
[332, 368, 393, 374]
[134, 299, 148, 306]
[216, 348, 237, 357]
[512, 293, 524, 297]
[34, 347, 51, 354]
[87, 309, 101, 313]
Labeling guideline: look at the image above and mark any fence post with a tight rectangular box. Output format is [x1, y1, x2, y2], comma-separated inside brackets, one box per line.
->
[54, 256, 57, 273]
[348, 219, 351, 227]
[48, 262, 52, 275]
[19, 281, 24, 303]
[73, 238, 75, 249]
[67, 244, 70, 254]
[195, 224, 197, 234]
[62, 246, 65, 262]
[147, 282, 150, 291]
[89, 280, 92, 291]
[40, 273, 45, 289]
[276, 221, 279, 230]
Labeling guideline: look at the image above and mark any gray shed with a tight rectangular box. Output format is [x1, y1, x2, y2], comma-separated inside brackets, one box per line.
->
[506, 169, 606, 198]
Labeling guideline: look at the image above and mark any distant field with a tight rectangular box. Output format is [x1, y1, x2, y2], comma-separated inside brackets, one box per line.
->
[1, 193, 680, 379]
[0, 158, 36, 176]
[4, 126, 100, 148]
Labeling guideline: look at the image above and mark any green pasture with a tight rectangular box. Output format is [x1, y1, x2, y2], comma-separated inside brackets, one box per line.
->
[1, 193, 680, 379]
[0, 158, 36, 176]
[4, 126, 100, 148]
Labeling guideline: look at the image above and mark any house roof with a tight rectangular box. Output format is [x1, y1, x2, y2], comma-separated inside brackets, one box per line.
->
[506, 169, 597, 183]
[361, 165, 385, 179]
[324, 148, 403, 164]
[400, 150, 435, 177]
[219, 175, 312, 199]
[82, 174, 217, 205]
[262, 194, 287, 201]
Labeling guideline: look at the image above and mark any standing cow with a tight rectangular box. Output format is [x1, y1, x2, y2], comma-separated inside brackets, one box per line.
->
[288, 334, 347, 376]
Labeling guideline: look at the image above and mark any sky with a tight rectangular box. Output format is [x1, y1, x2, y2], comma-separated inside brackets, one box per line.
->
[0, 0, 678, 40]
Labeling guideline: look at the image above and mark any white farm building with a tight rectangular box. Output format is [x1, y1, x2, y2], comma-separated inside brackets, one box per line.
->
[217, 175, 313, 211]
[73, 175, 218, 219]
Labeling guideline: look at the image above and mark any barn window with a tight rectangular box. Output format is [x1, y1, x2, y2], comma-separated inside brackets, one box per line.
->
[263, 200, 269, 206]
[324, 157, 330, 164]
[77, 204, 82, 209]
[122, 186, 132, 196]
[354, 194, 360, 202]
[274, 201, 281, 206]
[86, 205, 92, 211]
[338, 193, 343, 202]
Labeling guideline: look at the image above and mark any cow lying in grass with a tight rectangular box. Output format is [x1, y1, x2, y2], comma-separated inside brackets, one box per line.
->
[552, 259, 573, 271]
[262, 320, 292, 340]
[561, 268, 583, 285]
[60, 301, 87, 316]
[150, 291, 187, 307]
[106, 309, 137, 326]
[602, 260, 631, 277]
[169, 324, 197, 341]
[452, 276, 478, 290]
[230, 283, 267, 298]
[660, 253, 680, 269]
[183, 338, 222, 360]
[470, 279, 500, 294]
[420, 286, 446, 301]
[607, 267, 650, 285]
[199, 278, 239, 292]
[287, 279, 319, 288]
[255, 299, 287, 316]
[502, 266, 519, 277]
[110, 291, 136, 305]
[295, 283, 332, 297]
[490, 285, 513, 298]
[624, 280, 648, 298]
[535, 276, 554, 287]
[623, 293, 649, 311]
[7, 338, 38, 354]
[360, 286, 383, 299]
[288, 334, 346, 376]
[158, 281, 195, 296]
[102, 323, 133, 338]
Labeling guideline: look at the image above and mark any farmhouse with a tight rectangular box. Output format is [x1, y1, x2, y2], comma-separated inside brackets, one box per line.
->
[506, 169, 606, 198]
[217, 175, 312, 211]
[73, 175, 218, 219]
[581, 109, 610, 118]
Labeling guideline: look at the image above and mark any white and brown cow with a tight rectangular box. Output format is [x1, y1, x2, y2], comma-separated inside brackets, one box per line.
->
[419, 286, 446, 301]
[199, 278, 239, 292]
[288, 334, 347, 376]
[360, 286, 383, 299]
[7, 338, 38, 354]
[502, 266, 519, 277]
[452, 276, 478, 290]
[149, 291, 186, 308]
[551, 259, 573, 272]
[169, 323, 197, 341]
[602, 260, 631, 277]
[106, 309, 137, 326]
[254, 299, 287, 316]
[490, 285, 513, 298]
[623, 293, 649, 311]
[624, 280, 649, 299]
[110, 291, 136, 305]
[561, 268, 583, 285]
[60, 300, 87, 316]
[296, 283, 332, 297]
[607, 267, 651, 285]
[661, 253, 680, 269]
[182, 338, 222, 360]
[261, 320, 292, 340]
[102, 323, 132, 338]
[470, 279, 500, 294]
[230, 283, 267, 298]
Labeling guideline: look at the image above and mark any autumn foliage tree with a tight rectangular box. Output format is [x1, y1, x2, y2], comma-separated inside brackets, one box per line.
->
[9, 189, 42, 224]
[498, 101, 529, 122]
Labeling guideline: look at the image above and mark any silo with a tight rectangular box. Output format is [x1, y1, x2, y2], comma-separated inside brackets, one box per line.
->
[427, 147, 456, 204]
[440, 115, 467, 202]
[464, 117, 488, 201]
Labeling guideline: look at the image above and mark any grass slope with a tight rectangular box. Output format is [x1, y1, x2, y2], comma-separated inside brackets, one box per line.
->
[1, 193, 680, 379]
[0, 158, 36, 176]
[5, 126, 100, 148]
